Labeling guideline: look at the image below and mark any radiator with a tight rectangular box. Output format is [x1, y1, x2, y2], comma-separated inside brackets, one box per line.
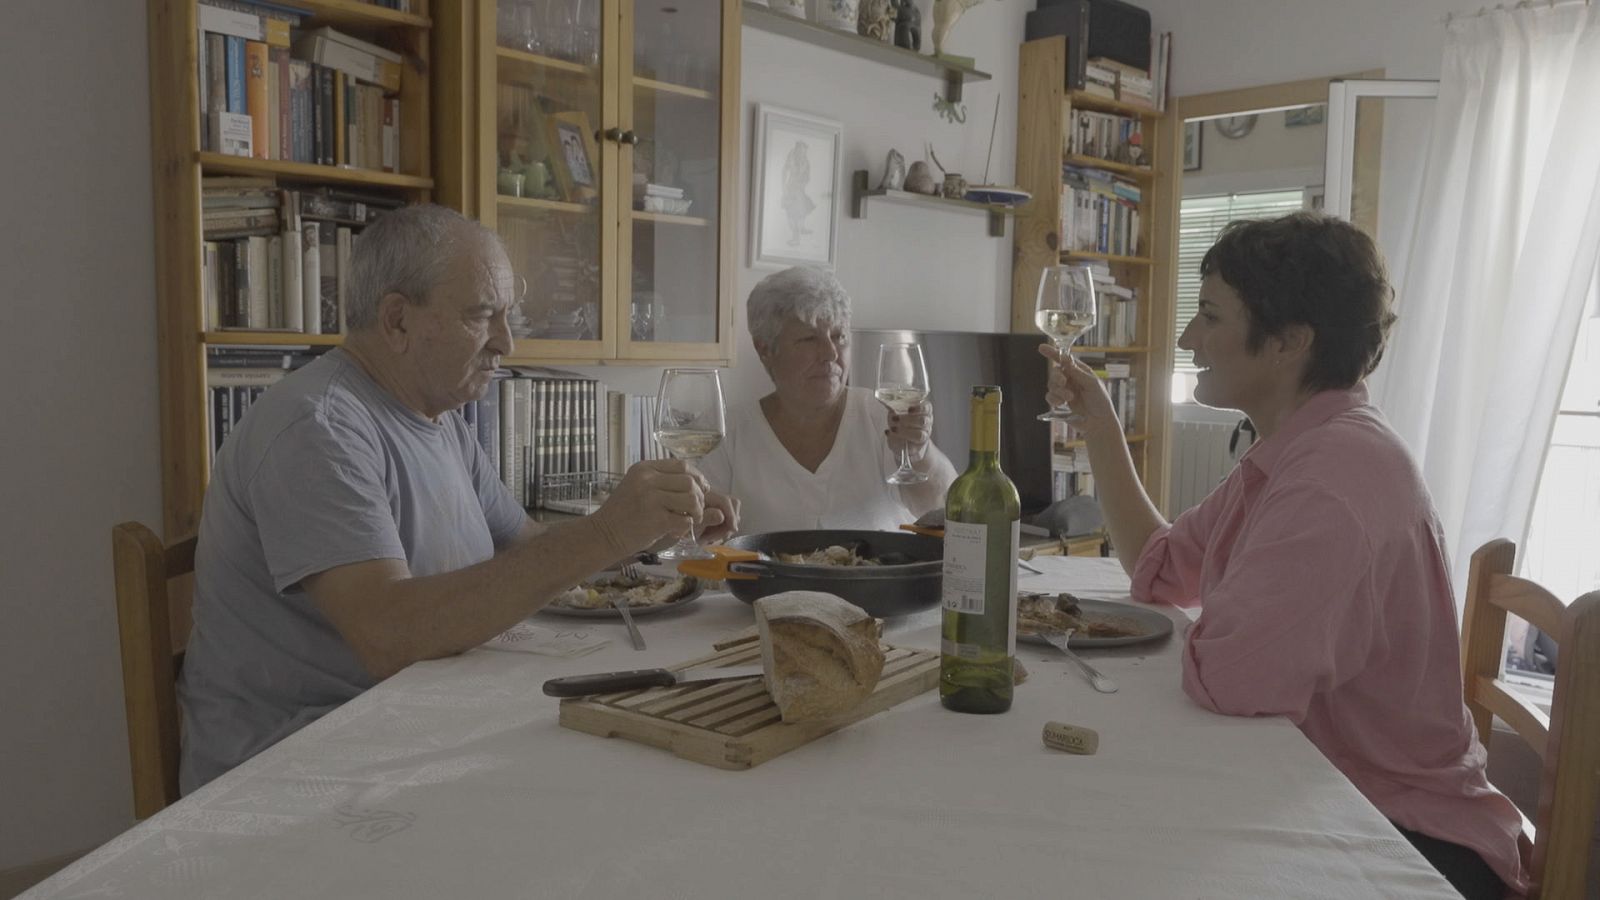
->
[1171, 418, 1238, 515]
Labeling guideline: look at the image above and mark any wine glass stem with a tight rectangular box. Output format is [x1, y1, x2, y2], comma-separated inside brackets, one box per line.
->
[900, 446, 912, 474]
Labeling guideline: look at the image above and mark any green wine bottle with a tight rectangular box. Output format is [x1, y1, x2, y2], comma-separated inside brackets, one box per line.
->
[939, 385, 1022, 714]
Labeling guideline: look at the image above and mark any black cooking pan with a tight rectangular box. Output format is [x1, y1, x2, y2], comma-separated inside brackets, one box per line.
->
[683, 529, 944, 618]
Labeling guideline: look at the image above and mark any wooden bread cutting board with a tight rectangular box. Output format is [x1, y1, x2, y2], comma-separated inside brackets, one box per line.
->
[558, 641, 939, 769]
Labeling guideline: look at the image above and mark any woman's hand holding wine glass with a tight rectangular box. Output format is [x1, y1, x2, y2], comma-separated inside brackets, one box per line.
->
[1035, 264, 1099, 423]
[875, 342, 931, 485]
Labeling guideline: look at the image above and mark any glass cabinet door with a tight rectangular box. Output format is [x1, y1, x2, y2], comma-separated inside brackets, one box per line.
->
[492, 0, 611, 355]
[620, 0, 729, 354]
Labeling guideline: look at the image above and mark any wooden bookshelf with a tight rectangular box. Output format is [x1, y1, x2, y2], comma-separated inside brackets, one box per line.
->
[1013, 35, 1178, 517]
[148, 0, 435, 537]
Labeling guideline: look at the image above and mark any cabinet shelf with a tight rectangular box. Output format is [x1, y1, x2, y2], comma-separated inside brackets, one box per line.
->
[296, 0, 431, 29]
[198, 153, 434, 190]
[633, 76, 714, 100]
[204, 331, 343, 347]
[1054, 433, 1150, 452]
[1062, 154, 1156, 180]
[1061, 250, 1155, 266]
[742, 2, 989, 100]
[632, 211, 710, 227]
[497, 195, 593, 216]
[850, 170, 1023, 237]
[1066, 91, 1160, 118]
[494, 46, 595, 77]
[1074, 345, 1151, 354]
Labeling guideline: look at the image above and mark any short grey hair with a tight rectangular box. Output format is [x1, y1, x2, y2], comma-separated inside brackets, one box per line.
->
[746, 266, 852, 350]
[346, 204, 501, 331]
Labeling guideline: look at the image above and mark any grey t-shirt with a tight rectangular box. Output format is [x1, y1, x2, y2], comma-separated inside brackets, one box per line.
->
[178, 349, 525, 792]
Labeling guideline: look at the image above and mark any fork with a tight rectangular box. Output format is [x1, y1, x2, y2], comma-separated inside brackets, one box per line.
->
[615, 561, 646, 650]
[1041, 627, 1118, 693]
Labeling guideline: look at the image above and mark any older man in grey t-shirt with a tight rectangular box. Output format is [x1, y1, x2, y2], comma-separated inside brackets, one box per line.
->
[178, 206, 739, 792]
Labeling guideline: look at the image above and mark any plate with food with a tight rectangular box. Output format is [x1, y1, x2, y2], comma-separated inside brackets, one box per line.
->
[1016, 591, 1174, 648]
[539, 571, 704, 619]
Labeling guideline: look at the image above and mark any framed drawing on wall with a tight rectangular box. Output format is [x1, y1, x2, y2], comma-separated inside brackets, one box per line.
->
[1183, 120, 1203, 172]
[549, 110, 600, 204]
[750, 104, 842, 269]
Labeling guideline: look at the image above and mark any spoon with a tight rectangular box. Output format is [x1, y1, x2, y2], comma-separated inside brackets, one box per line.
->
[1041, 627, 1118, 693]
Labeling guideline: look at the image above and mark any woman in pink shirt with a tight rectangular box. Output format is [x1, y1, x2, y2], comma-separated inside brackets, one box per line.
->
[1043, 213, 1527, 898]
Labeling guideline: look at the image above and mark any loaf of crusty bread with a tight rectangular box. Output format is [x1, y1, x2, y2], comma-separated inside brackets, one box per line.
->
[754, 592, 886, 723]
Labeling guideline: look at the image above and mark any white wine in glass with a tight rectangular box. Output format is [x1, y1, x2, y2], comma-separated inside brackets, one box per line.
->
[875, 342, 930, 485]
[1035, 264, 1098, 422]
[653, 367, 726, 561]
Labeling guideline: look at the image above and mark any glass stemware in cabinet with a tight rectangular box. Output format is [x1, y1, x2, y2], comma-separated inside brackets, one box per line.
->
[652, 368, 726, 560]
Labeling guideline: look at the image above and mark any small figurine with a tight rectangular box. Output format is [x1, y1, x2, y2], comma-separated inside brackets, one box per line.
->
[858, 0, 895, 42]
[904, 160, 937, 195]
[879, 149, 907, 191]
[893, 0, 921, 51]
[931, 0, 985, 57]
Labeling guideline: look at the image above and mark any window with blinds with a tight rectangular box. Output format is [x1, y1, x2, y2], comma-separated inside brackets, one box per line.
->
[1172, 191, 1309, 402]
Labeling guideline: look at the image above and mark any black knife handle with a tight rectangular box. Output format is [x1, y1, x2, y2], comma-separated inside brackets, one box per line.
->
[543, 668, 677, 697]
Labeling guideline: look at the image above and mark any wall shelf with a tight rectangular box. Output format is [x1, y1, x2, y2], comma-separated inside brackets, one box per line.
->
[742, 2, 990, 101]
[850, 170, 1024, 237]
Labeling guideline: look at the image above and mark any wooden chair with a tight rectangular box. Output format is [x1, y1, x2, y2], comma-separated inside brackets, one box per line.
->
[1460, 538, 1600, 899]
[111, 521, 196, 819]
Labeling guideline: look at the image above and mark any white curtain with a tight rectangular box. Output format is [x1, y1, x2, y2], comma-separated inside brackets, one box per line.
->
[1369, 4, 1600, 609]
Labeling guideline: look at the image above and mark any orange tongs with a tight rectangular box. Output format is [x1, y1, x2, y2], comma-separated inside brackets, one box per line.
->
[676, 545, 764, 581]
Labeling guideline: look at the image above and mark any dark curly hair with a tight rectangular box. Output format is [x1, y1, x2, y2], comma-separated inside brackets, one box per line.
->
[1200, 212, 1397, 392]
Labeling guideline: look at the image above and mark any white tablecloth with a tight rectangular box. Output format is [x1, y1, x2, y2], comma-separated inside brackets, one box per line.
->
[30, 557, 1456, 899]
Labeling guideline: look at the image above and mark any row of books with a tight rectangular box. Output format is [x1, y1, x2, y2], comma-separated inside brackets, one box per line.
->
[203, 180, 399, 333]
[466, 373, 669, 510]
[205, 349, 323, 457]
[1049, 361, 1139, 444]
[1079, 34, 1172, 112]
[1066, 109, 1147, 168]
[1051, 458, 1097, 503]
[197, 0, 402, 170]
[1061, 166, 1142, 257]
[1082, 263, 1140, 348]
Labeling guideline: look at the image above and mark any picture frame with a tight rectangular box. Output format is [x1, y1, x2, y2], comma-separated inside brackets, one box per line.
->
[548, 110, 600, 204]
[1183, 120, 1203, 172]
[1284, 105, 1326, 128]
[750, 103, 842, 269]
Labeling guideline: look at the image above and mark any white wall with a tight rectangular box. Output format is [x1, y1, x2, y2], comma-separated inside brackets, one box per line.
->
[1182, 111, 1326, 199]
[575, 2, 1031, 406]
[0, 0, 1497, 874]
[0, 0, 160, 871]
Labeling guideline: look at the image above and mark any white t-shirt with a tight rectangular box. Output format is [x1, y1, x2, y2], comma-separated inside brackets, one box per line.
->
[698, 386, 913, 535]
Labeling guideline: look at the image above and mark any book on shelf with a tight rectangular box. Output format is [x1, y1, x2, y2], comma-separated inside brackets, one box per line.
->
[196, 11, 403, 169]
[293, 27, 402, 93]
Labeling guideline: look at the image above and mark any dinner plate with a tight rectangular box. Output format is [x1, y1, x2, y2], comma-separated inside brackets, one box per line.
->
[537, 576, 705, 620]
[962, 186, 1032, 206]
[1017, 597, 1174, 648]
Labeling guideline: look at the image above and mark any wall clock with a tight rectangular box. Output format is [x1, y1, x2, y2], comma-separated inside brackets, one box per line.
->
[1215, 115, 1258, 139]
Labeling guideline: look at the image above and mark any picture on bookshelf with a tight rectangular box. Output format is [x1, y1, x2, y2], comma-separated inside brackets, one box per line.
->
[750, 103, 841, 269]
[549, 110, 599, 203]
[1183, 120, 1203, 172]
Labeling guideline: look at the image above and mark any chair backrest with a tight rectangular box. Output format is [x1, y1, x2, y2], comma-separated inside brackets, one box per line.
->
[1460, 538, 1600, 900]
[111, 521, 196, 819]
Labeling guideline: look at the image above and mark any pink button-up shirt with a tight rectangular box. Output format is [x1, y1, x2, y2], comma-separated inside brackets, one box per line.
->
[1133, 386, 1528, 895]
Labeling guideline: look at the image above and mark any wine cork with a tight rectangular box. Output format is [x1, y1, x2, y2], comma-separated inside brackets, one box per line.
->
[1042, 721, 1099, 755]
[1012, 657, 1029, 685]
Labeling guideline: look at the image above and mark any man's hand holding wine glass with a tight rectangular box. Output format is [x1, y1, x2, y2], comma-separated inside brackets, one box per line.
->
[589, 459, 740, 559]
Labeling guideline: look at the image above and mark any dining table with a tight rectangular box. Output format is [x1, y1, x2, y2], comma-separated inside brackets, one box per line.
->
[28, 556, 1458, 899]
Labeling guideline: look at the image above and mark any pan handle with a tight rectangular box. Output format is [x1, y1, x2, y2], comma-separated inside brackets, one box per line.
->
[677, 545, 764, 581]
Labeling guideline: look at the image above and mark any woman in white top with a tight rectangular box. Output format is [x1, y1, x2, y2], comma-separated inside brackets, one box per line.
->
[699, 267, 957, 535]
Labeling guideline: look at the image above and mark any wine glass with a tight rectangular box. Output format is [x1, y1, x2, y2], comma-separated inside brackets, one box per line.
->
[875, 342, 930, 485]
[1035, 264, 1098, 422]
[652, 368, 726, 560]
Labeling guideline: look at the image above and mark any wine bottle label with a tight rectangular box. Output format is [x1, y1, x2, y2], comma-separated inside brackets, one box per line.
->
[941, 521, 989, 614]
